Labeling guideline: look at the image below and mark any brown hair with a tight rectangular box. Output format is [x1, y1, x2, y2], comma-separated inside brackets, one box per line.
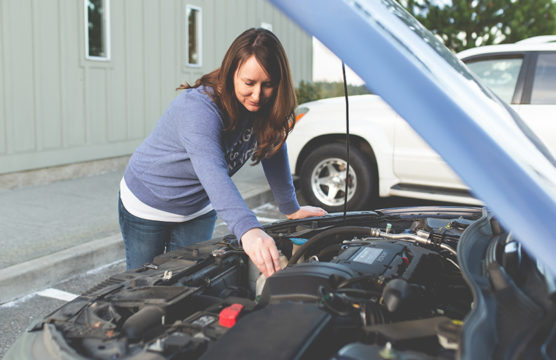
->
[178, 28, 297, 163]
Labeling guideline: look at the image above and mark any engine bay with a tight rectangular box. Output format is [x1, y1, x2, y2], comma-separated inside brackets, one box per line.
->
[31, 208, 555, 359]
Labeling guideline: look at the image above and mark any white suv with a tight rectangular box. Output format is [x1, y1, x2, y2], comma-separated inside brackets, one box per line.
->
[288, 37, 556, 211]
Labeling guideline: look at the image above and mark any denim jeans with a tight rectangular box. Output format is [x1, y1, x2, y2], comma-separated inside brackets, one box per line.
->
[118, 196, 217, 270]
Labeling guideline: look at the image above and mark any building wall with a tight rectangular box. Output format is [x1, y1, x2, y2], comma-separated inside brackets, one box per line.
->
[0, 0, 312, 174]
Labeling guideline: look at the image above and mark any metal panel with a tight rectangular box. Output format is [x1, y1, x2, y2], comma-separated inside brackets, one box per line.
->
[0, 0, 6, 154]
[246, 0, 257, 29]
[124, 0, 146, 140]
[107, 0, 127, 142]
[6, 0, 36, 153]
[86, 67, 108, 144]
[159, 0, 180, 112]
[61, 0, 86, 147]
[0, 140, 141, 173]
[142, 0, 162, 132]
[203, 0, 216, 75]
[35, 0, 62, 150]
[230, 0, 246, 43]
[212, 0, 229, 70]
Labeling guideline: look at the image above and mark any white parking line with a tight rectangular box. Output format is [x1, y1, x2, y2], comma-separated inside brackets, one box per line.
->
[37, 288, 78, 302]
[0, 292, 36, 308]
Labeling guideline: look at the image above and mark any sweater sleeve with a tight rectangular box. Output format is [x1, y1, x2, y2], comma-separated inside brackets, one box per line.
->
[261, 143, 300, 215]
[177, 94, 261, 241]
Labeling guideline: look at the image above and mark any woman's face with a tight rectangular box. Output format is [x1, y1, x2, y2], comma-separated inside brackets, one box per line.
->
[234, 55, 275, 112]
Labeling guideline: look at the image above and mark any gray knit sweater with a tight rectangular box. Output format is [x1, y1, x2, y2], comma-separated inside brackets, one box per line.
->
[124, 86, 300, 241]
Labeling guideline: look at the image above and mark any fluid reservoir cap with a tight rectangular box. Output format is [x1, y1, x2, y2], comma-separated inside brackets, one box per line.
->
[219, 303, 244, 328]
[290, 238, 308, 245]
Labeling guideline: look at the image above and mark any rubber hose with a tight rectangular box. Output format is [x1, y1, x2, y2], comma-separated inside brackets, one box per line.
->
[288, 226, 372, 265]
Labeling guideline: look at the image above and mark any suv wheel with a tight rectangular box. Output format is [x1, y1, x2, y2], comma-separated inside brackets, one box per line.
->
[300, 143, 375, 212]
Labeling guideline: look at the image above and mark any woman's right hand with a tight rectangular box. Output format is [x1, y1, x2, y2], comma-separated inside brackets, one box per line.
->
[241, 228, 281, 277]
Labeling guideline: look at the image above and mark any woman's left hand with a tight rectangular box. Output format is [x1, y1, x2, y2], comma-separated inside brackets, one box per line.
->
[286, 206, 328, 220]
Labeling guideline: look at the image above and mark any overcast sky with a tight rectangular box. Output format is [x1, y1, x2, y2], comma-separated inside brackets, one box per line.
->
[312, 37, 364, 85]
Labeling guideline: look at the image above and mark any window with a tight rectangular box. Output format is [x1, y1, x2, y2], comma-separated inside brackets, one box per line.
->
[530, 53, 556, 105]
[186, 5, 202, 66]
[85, 0, 110, 60]
[465, 57, 523, 103]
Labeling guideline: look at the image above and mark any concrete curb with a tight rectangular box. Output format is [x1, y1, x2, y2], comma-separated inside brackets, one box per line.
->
[0, 234, 124, 304]
[0, 187, 273, 304]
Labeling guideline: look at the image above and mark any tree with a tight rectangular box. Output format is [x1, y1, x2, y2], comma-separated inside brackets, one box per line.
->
[504, 0, 556, 43]
[295, 81, 320, 105]
[399, 0, 556, 52]
[295, 81, 371, 105]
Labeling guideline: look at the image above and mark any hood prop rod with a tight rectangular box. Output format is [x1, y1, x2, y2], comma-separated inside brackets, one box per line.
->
[342, 61, 350, 220]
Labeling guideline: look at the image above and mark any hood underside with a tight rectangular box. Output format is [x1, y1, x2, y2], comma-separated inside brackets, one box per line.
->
[269, 0, 556, 276]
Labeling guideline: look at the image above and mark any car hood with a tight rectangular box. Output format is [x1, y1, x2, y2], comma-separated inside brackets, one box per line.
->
[270, 0, 556, 276]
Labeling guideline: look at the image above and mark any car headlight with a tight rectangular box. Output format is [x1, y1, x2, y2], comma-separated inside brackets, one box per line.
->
[295, 106, 309, 123]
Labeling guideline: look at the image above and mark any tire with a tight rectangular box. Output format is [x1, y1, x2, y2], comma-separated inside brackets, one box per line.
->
[299, 143, 376, 212]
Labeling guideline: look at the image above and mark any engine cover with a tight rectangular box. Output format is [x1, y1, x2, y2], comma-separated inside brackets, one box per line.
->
[260, 262, 356, 303]
[261, 240, 438, 304]
[332, 241, 407, 276]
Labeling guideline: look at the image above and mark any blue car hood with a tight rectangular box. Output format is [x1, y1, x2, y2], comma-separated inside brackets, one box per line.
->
[270, 0, 556, 275]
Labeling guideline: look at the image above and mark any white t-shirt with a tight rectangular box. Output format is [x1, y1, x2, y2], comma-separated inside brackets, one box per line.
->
[119, 177, 213, 222]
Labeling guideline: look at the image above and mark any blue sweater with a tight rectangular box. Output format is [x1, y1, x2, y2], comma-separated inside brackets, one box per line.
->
[124, 86, 300, 241]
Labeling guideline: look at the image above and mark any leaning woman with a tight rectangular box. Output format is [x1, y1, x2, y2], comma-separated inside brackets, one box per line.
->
[119, 28, 326, 277]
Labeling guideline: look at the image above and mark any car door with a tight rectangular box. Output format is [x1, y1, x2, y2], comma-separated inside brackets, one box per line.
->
[464, 52, 556, 156]
[512, 52, 556, 156]
[392, 119, 465, 189]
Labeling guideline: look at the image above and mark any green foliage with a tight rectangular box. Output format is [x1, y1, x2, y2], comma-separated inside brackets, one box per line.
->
[295, 81, 320, 105]
[399, 0, 556, 52]
[295, 81, 372, 105]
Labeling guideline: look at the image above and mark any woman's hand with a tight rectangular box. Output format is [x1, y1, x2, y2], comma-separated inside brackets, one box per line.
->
[241, 207, 326, 277]
[286, 206, 328, 220]
[241, 228, 281, 277]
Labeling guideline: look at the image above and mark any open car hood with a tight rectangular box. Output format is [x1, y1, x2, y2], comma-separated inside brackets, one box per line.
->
[270, 0, 556, 276]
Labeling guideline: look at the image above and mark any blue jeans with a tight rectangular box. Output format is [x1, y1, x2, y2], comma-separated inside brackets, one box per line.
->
[118, 196, 217, 270]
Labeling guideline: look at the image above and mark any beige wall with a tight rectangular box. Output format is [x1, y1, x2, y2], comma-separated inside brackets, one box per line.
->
[0, 0, 312, 174]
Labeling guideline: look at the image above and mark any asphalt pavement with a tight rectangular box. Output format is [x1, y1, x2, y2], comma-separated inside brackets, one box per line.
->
[0, 162, 274, 304]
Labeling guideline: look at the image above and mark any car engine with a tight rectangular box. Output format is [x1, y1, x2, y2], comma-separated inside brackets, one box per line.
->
[27, 208, 552, 359]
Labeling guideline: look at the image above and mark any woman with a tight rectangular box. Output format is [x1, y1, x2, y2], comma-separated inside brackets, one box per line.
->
[119, 28, 326, 277]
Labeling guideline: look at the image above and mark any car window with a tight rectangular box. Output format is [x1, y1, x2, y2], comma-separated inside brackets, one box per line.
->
[530, 53, 556, 105]
[465, 57, 523, 103]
